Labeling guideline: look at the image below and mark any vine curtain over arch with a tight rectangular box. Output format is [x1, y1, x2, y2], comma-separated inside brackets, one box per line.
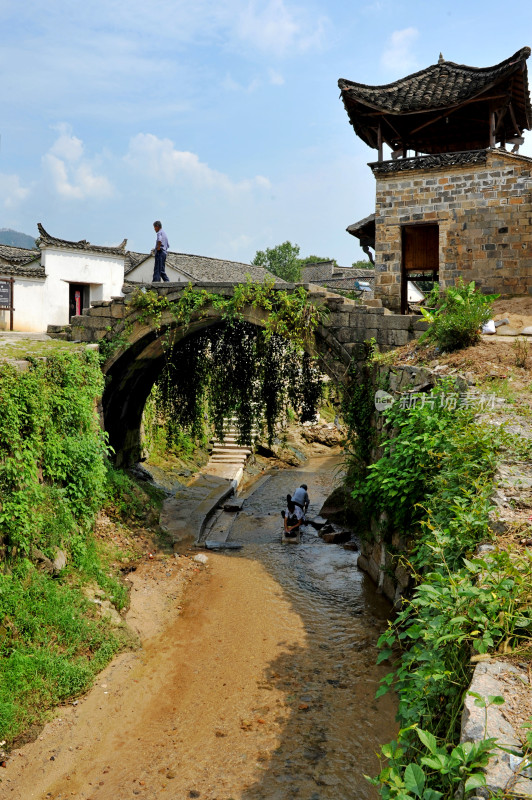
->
[155, 320, 323, 445]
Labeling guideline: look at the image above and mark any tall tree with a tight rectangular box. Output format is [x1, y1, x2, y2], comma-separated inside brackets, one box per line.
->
[252, 241, 301, 282]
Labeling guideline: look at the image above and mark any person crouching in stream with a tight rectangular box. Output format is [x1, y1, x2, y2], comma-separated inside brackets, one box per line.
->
[281, 499, 304, 537]
[290, 484, 309, 523]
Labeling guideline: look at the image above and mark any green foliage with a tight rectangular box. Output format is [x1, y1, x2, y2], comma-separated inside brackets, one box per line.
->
[0, 351, 109, 556]
[123, 281, 326, 446]
[0, 353, 168, 748]
[299, 255, 338, 268]
[252, 241, 302, 282]
[345, 372, 526, 798]
[342, 340, 378, 479]
[127, 280, 325, 353]
[0, 561, 128, 743]
[369, 725, 497, 799]
[419, 280, 498, 352]
[352, 384, 498, 545]
[352, 259, 374, 270]
[155, 322, 323, 446]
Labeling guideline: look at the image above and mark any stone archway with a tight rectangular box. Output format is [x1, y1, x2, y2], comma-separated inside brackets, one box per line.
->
[101, 303, 349, 467]
[67, 282, 425, 466]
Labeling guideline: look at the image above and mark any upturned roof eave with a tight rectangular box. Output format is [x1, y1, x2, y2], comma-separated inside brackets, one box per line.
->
[338, 46, 531, 98]
[36, 223, 127, 256]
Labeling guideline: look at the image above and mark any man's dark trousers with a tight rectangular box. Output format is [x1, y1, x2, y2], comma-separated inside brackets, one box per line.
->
[153, 250, 169, 282]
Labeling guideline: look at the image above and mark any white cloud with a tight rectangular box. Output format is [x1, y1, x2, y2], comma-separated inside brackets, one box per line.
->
[125, 133, 271, 194]
[0, 174, 30, 209]
[268, 68, 285, 85]
[222, 73, 261, 93]
[42, 126, 113, 200]
[381, 27, 419, 75]
[48, 124, 84, 162]
[233, 0, 329, 57]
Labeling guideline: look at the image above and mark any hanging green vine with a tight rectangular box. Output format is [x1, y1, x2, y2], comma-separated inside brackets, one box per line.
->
[127, 279, 325, 351]
[155, 320, 323, 446]
[100, 280, 326, 445]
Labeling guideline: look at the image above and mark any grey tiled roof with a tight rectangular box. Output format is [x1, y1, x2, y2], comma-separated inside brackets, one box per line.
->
[370, 149, 492, 174]
[339, 48, 531, 154]
[125, 251, 151, 273]
[126, 250, 280, 283]
[346, 214, 375, 237]
[339, 48, 531, 115]
[300, 262, 334, 282]
[0, 244, 44, 278]
[36, 223, 127, 255]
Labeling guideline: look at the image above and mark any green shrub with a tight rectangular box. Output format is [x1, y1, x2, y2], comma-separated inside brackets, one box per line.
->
[420, 280, 497, 352]
[0, 351, 108, 556]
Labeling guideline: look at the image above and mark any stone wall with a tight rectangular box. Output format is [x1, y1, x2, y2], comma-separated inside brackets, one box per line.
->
[373, 149, 532, 311]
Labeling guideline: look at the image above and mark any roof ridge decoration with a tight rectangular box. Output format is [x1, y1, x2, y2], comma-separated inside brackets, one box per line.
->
[339, 47, 531, 156]
[36, 223, 127, 255]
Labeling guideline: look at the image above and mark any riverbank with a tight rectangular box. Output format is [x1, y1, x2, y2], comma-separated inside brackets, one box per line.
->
[0, 455, 395, 800]
[346, 332, 532, 798]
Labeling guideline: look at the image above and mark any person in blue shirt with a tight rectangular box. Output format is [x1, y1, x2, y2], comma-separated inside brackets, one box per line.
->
[290, 484, 309, 521]
[152, 221, 170, 282]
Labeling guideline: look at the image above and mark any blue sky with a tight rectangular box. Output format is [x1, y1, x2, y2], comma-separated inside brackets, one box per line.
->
[1, 0, 531, 265]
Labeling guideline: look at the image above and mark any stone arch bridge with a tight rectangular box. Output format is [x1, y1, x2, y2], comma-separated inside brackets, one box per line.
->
[69, 282, 425, 466]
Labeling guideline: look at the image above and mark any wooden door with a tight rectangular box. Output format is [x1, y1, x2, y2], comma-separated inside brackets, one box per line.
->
[401, 225, 439, 313]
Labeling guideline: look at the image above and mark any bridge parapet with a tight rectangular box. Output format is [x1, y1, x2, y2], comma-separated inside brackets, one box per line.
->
[68, 280, 428, 363]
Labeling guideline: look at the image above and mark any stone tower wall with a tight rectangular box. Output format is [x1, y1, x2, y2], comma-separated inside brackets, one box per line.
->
[373, 149, 532, 311]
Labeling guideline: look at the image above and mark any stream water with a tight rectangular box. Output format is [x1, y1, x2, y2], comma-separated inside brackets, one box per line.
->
[224, 456, 397, 800]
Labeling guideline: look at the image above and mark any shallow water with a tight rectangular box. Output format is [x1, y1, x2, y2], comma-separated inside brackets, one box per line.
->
[227, 458, 397, 799]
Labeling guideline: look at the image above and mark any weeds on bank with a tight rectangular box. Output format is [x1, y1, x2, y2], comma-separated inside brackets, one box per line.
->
[419, 280, 497, 352]
[0, 352, 164, 747]
[344, 374, 532, 797]
[0, 561, 131, 744]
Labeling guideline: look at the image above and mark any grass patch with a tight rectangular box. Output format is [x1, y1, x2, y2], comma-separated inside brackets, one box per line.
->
[0, 561, 132, 745]
[0, 338, 89, 361]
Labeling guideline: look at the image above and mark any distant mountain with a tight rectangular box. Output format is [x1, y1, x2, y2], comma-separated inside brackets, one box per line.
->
[0, 228, 36, 249]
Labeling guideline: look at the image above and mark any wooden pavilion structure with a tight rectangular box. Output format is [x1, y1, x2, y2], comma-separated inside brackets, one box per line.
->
[339, 48, 532, 313]
[339, 47, 531, 160]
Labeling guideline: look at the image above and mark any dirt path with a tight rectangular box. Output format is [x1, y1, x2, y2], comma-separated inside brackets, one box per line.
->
[0, 553, 319, 800]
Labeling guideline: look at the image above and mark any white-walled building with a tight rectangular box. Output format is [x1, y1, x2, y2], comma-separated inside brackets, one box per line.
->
[0, 224, 126, 332]
[0, 224, 277, 333]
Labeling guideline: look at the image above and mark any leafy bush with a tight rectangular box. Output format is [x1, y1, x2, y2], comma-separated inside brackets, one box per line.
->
[420, 280, 497, 352]
[345, 373, 524, 797]
[0, 351, 108, 556]
[351, 383, 496, 540]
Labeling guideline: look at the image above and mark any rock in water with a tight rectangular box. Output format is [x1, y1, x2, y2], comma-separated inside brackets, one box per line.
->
[308, 516, 327, 530]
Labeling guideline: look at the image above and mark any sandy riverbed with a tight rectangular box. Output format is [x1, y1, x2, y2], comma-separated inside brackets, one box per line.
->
[0, 552, 320, 800]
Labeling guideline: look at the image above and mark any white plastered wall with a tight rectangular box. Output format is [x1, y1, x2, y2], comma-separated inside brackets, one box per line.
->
[40, 247, 125, 327]
[0, 278, 46, 332]
[126, 257, 189, 283]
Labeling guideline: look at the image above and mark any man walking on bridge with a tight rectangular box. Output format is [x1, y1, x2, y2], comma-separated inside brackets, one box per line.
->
[152, 220, 170, 282]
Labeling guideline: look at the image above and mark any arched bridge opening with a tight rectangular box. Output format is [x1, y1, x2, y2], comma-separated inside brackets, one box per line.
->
[100, 302, 351, 467]
[68, 282, 425, 467]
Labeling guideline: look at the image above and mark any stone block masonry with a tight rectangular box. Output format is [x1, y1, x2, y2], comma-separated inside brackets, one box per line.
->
[372, 149, 532, 311]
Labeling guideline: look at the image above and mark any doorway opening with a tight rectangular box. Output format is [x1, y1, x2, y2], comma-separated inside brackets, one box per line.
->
[401, 224, 439, 314]
[69, 284, 90, 321]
